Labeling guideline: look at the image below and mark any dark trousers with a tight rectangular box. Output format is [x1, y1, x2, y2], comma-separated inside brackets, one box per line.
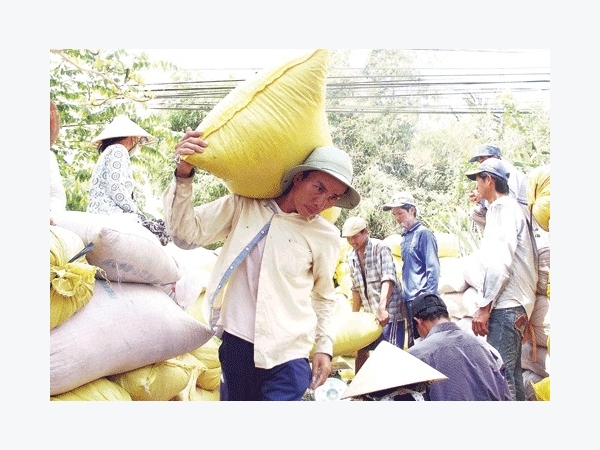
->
[404, 301, 418, 348]
[218, 331, 311, 401]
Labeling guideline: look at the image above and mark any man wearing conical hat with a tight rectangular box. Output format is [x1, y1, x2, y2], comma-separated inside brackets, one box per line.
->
[163, 127, 360, 401]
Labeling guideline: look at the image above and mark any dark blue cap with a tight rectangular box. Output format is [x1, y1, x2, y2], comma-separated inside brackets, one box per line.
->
[469, 145, 502, 163]
[466, 158, 510, 182]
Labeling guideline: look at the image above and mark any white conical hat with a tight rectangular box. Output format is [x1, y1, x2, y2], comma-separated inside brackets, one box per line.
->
[91, 115, 156, 146]
[340, 341, 448, 399]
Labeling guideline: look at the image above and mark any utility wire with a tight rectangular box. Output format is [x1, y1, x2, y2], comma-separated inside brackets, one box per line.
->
[134, 66, 550, 115]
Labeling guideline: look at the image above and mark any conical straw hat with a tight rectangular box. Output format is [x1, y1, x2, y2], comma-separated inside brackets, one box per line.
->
[91, 115, 156, 146]
[340, 341, 448, 399]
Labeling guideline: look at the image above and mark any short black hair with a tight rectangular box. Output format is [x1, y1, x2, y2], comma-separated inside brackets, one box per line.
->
[412, 293, 449, 321]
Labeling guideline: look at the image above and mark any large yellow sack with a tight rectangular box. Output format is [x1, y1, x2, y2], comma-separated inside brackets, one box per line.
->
[189, 336, 223, 391]
[532, 377, 550, 401]
[51, 378, 131, 401]
[383, 234, 403, 258]
[50, 226, 97, 330]
[108, 353, 203, 401]
[186, 291, 207, 324]
[527, 165, 550, 232]
[321, 206, 341, 224]
[174, 386, 220, 402]
[316, 311, 383, 358]
[185, 49, 332, 198]
[189, 335, 222, 370]
[197, 366, 221, 391]
[435, 232, 459, 258]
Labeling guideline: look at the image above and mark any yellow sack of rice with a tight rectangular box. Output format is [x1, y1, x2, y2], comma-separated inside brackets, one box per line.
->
[532, 377, 550, 401]
[311, 311, 382, 358]
[383, 234, 403, 258]
[108, 353, 203, 401]
[50, 226, 97, 330]
[435, 232, 459, 258]
[527, 165, 550, 232]
[197, 366, 221, 391]
[321, 206, 341, 224]
[174, 386, 220, 402]
[51, 378, 131, 401]
[184, 49, 332, 198]
[190, 335, 222, 370]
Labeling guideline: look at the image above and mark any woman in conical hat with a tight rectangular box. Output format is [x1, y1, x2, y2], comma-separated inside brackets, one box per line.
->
[87, 116, 170, 245]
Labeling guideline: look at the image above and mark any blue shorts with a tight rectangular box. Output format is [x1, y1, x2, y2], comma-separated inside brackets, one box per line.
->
[218, 331, 311, 401]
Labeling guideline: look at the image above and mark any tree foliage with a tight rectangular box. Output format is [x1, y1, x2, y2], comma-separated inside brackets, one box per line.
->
[50, 49, 178, 215]
[50, 49, 550, 256]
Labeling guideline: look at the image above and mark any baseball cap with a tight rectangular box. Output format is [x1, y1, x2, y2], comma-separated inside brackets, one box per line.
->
[341, 217, 367, 237]
[469, 144, 502, 163]
[465, 158, 510, 183]
[412, 293, 448, 319]
[382, 192, 416, 211]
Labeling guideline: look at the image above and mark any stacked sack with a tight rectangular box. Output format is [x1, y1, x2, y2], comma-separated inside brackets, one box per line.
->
[522, 165, 551, 401]
[434, 232, 481, 323]
[50, 212, 215, 401]
[50, 226, 97, 330]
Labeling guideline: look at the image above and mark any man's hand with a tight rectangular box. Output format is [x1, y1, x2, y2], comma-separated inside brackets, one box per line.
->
[376, 308, 390, 326]
[472, 305, 492, 336]
[174, 128, 208, 177]
[469, 188, 481, 204]
[310, 352, 332, 390]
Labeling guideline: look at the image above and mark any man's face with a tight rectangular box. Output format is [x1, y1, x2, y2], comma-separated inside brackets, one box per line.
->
[292, 171, 347, 219]
[390, 206, 414, 231]
[475, 174, 493, 202]
[346, 228, 368, 251]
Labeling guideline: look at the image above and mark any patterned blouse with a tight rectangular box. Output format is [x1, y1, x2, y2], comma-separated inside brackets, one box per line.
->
[87, 144, 140, 216]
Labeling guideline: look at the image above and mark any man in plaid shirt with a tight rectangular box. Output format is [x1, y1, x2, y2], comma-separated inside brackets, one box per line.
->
[342, 217, 405, 374]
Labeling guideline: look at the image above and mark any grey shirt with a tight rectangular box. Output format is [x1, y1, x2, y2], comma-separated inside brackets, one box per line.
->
[477, 195, 538, 318]
[408, 321, 511, 401]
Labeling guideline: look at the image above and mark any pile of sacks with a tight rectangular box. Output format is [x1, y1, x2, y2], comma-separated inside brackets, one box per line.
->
[50, 212, 382, 401]
[50, 212, 218, 401]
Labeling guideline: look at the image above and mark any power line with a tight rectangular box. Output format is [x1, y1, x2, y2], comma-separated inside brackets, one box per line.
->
[139, 69, 550, 115]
